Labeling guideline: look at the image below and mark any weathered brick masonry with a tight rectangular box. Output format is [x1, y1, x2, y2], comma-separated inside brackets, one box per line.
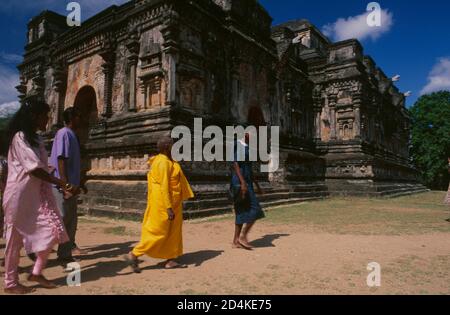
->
[17, 0, 427, 219]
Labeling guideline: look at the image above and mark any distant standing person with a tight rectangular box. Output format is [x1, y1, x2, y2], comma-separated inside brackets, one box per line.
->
[50, 107, 88, 266]
[445, 156, 450, 206]
[124, 136, 194, 273]
[230, 132, 265, 250]
[3, 98, 71, 294]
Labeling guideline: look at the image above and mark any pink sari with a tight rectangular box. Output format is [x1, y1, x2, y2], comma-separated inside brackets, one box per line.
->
[2, 132, 68, 253]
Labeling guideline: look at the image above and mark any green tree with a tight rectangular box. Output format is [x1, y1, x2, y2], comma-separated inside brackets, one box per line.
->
[0, 117, 11, 131]
[0, 116, 12, 155]
[410, 91, 450, 190]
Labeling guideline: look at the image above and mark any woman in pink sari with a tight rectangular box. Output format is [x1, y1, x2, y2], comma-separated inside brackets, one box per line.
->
[3, 98, 75, 294]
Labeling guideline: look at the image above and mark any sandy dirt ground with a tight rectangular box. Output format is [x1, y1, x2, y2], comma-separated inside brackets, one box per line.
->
[1, 192, 449, 295]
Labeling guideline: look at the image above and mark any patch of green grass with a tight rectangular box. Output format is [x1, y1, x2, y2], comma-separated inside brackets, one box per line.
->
[382, 254, 450, 294]
[264, 192, 450, 235]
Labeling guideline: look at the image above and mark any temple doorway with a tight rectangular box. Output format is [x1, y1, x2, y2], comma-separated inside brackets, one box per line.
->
[73, 85, 98, 145]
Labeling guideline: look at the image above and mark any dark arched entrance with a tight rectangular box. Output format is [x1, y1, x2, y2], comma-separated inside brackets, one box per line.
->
[247, 104, 266, 127]
[73, 85, 98, 145]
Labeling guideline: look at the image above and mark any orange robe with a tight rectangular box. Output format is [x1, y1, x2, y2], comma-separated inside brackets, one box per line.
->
[132, 154, 194, 259]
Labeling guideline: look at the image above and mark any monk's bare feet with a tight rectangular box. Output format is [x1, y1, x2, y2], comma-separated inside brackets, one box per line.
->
[124, 253, 141, 274]
[239, 237, 254, 249]
[4, 284, 35, 295]
[165, 260, 187, 269]
[27, 274, 58, 289]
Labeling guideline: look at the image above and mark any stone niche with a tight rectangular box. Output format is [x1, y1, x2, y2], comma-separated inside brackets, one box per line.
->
[137, 27, 166, 111]
[179, 76, 205, 111]
[232, 62, 270, 124]
[337, 116, 355, 141]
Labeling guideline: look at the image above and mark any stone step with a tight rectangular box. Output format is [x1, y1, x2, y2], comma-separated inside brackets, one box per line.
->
[378, 185, 428, 195]
[375, 184, 426, 193]
[328, 191, 379, 197]
[80, 194, 329, 221]
[292, 185, 328, 193]
[258, 190, 329, 202]
[259, 196, 327, 208]
[184, 198, 231, 211]
[81, 183, 329, 214]
[187, 196, 328, 219]
[382, 188, 430, 198]
[184, 206, 234, 220]
[329, 186, 429, 198]
[81, 205, 143, 221]
[183, 189, 329, 210]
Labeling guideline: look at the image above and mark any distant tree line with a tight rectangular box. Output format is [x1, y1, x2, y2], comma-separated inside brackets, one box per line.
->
[410, 91, 450, 190]
[0, 117, 11, 131]
[0, 116, 12, 155]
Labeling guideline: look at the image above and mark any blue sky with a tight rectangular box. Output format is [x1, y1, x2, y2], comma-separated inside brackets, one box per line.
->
[0, 0, 449, 117]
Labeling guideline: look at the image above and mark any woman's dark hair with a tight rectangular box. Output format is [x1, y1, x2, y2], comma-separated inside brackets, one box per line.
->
[6, 97, 50, 149]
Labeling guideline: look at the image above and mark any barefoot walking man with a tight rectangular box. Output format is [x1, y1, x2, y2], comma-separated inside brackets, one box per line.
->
[230, 132, 265, 250]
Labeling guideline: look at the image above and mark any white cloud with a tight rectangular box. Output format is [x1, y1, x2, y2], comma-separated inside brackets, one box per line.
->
[323, 9, 394, 42]
[420, 57, 450, 95]
[0, 52, 22, 64]
[0, 101, 20, 118]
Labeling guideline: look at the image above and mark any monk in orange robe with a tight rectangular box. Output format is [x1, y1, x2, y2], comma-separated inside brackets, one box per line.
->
[125, 136, 194, 272]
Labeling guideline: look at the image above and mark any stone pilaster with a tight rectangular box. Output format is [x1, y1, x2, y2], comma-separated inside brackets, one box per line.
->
[15, 75, 27, 103]
[52, 62, 67, 127]
[312, 86, 323, 142]
[353, 91, 362, 140]
[161, 9, 180, 106]
[126, 32, 140, 112]
[328, 93, 337, 140]
[100, 50, 115, 118]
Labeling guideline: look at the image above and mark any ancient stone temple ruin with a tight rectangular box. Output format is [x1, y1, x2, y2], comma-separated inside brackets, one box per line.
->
[18, 0, 427, 218]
